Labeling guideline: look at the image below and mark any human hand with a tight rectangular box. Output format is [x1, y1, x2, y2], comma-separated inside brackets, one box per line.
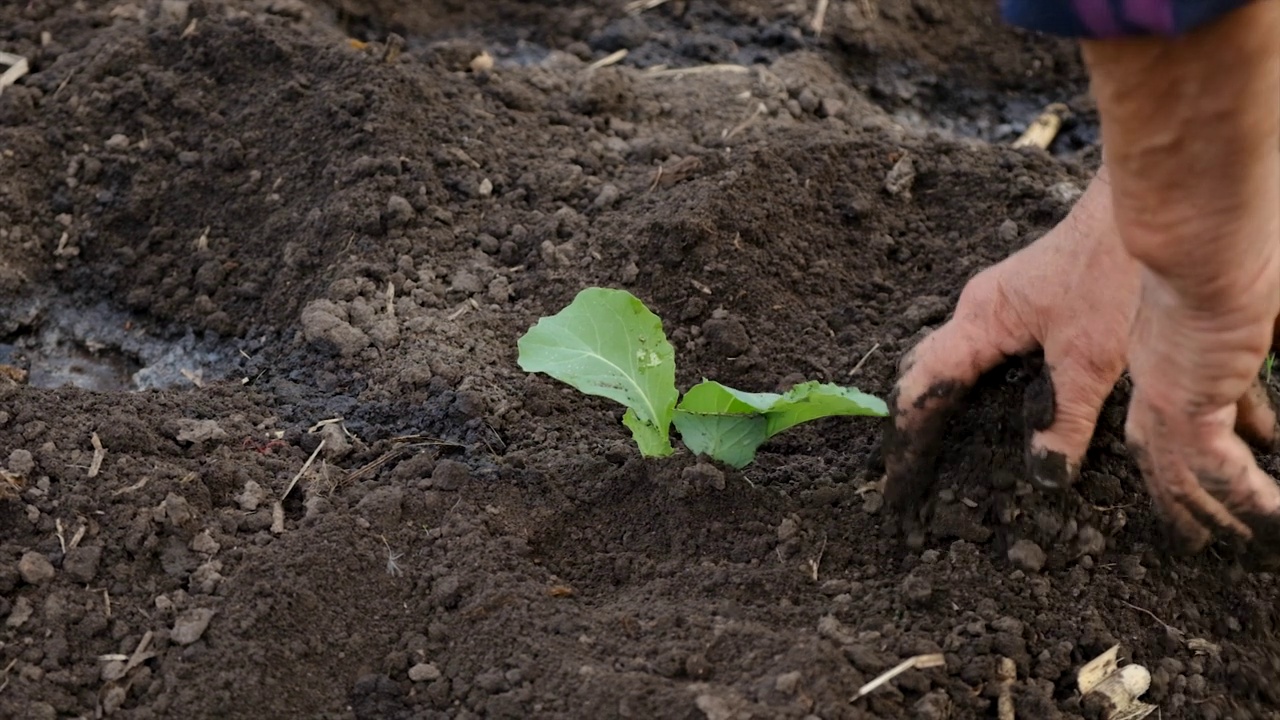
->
[882, 170, 1139, 508]
[1123, 265, 1280, 562]
[1081, 0, 1280, 564]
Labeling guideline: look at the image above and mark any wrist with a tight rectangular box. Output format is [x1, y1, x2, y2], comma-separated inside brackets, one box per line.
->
[1082, 1, 1280, 309]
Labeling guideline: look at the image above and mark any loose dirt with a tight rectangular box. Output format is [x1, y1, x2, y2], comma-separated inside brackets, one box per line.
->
[0, 1, 1275, 718]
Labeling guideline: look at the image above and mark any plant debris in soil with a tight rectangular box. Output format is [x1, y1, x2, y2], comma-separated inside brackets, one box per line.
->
[0, 0, 1275, 719]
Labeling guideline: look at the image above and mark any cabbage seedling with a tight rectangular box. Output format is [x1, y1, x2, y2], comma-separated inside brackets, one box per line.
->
[517, 287, 887, 468]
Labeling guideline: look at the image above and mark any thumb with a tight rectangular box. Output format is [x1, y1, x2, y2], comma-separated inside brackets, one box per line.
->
[885, 317, 1021, 509]
[1024, 354, 1123, 490]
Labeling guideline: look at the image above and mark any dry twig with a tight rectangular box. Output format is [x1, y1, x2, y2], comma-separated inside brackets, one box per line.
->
[852, 654, 946, 700]
[0, 52, 29, 97]
[810, 0, 831, 34]
[996, 657, 1016, 720]
[624, 0, 671, 14]
[723, 102, 766, 142]
[849, 343, 881, 377]
[0, 657, 18, 693]
[1012, 103, 1069, 150]
[281, 438, 325, 500]
[87, 433, 106, 478]
[806, 535, 828, 582]
[586, 49, 628, 71]
[1119, 600, 1185, 641]
[643, 63, 750, 79]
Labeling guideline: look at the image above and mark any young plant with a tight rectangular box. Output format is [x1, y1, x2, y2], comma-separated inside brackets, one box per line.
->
[1266, 352, 1276, 384]
[517, 287, 887, 468]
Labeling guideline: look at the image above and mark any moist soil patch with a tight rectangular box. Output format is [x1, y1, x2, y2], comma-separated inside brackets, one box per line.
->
[0, 1, 1275, 718]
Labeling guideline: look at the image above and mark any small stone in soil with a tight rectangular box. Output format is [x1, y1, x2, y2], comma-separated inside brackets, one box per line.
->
[172, 607, 216, 645]
[991, 616, 1025, 635]
[28, 701, 57, 720]
[191, 531, 221, 555]
[592, 183, 620, 209]
[1008, 539, 1047, 573]
[819, 579, 849, 596]
[1119, 555, 1146, 581]
[449, 269, 484, 295]
[160, 492, 195, 529]
[7, 448, 33, 476]
[18, 551, 54, 585]
[884, 153, 916, 197]
[682, 462, 725, 492]
[997, 219, 1019, 242]
[912, 690, 951, 720]
[173, 419, 227, 444]
[701, 317, 750, 358]
[487, 276, 511, 304]
[862, 491, 884, 514]
[430, 459, 470, 491]
[929, 502, 993, 543]
[237, 480, 267, 511]
[775, 671, 801, 695]
[900, 295, 950, 331]
[5, 596, 32, 627]
[684, 653, 712, 679]
[63, 545, 103, 583]
[408, 663, 441, 682]
[901, 573, 933, 607]
[384, 195, 416, 228]
[1077, 525, 1106, 557]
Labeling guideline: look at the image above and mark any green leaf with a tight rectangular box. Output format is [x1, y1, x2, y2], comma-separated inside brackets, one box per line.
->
[672, 410, 768, 469]
[763, 381, 888, 436]
[673, 379, 887, 467]
[673, 381, 773, 468]
[517, 288, 678, 456]
[677, 380, 779, 414]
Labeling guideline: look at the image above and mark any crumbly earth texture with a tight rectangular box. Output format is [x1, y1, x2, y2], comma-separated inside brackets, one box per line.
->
[0, 1, 1276, 718]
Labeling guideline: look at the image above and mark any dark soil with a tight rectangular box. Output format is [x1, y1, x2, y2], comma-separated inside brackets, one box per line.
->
[0, 1, 1275, 719]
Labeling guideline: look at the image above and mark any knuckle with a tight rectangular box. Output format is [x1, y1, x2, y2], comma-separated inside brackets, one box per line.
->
[1056, 334, 1125, 388]
[955, 268, 1003, 317]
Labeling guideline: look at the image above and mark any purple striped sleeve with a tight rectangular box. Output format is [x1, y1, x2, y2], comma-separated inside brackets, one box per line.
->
[1002, 0, 1257, 38]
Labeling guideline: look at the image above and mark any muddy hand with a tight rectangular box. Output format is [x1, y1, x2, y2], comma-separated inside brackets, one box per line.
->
[1083, 1, 1280, 562]
[883, 169, 1138, 509]
[1125, 273, 1280, 561]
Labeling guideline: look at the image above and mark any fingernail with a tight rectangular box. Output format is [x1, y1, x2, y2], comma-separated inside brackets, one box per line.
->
[1026, 448, 1071, 492]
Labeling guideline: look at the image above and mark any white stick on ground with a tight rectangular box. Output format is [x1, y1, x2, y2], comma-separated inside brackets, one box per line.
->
[0, 52, 29, 97]
[852, 654, 946, 701]
[811, 0, 831, 34]
[587, 49, 628, 71]
[281, 438, 325, 500]
[88, 433, 106, 478]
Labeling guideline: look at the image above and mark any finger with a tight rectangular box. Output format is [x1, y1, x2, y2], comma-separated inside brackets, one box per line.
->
[1128, 399, 1277, 554]
[1127, 439, 1216, 554]
[1024, 352, 1125, 491]
[1200, 406, 1280, 570]
[1194, 428, 1280, 529]
[1235, 378, 1280, 451]
[883, 318, 1018, 509]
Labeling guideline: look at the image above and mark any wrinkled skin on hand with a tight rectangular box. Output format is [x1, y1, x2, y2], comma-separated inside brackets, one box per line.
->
[1083, 1, 1280, 565]
[882, 170, 1139, 508]
[882, 169, 1280, 551]
[885, 1, 1280, 567]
